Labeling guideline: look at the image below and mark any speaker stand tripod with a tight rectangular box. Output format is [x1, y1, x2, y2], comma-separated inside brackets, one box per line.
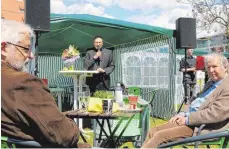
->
[177, 48, 189, 114]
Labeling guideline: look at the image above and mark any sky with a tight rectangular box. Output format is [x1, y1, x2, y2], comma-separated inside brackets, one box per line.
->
[51, 0, 222, 38]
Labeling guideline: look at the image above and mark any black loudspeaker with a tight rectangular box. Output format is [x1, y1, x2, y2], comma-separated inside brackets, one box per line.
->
[25, 0, 50, 32]
[176, 18, 196, 49]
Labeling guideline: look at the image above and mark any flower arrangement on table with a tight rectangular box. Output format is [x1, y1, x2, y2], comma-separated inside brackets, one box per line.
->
[62, 45, 80, 71]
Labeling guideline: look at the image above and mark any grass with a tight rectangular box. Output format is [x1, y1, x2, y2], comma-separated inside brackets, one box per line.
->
[150, 117, 168, 127]
[78, 104, 221, 148]
[119, 117, 220, 149]
[119, 117, 167, 148]
[80, 117, 220, 148]
[78, 117, 167, 147]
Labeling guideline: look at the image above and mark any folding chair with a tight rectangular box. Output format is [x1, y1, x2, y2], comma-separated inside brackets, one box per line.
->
[140, 89, 158, 122]
[1, 136, 41, 148]
[194, 124, 229, 149]
[93, 87, 158, 148]
[1, 131, 87, 148]
[128, 87, 141, 96]
[178, 124, 228, 149]
[93, 109, 148, 148]
[114, 88, 158, 147]
[158, 129, 229, 149]
[111, 105, 150, 148]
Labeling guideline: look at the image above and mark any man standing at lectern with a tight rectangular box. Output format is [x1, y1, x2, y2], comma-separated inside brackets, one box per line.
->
[179, 48, 196, 104]
[84, 36, 115, 95]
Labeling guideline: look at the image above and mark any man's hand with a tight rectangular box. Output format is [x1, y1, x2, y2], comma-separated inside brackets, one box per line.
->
[182, 67, 196, 72]
[169, 115, 180, 124]
[97, 68, 105, 73]
[182, 68, 188, 72]
[94, 50, 102, 59]
[169, 115, 186, 125]
[176, 116, 186, 125]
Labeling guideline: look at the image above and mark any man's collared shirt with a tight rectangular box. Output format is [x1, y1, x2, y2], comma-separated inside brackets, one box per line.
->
[185, 79, 223, 125]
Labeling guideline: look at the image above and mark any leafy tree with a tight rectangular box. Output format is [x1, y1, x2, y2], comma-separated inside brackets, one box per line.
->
[177, 0, 229, 38]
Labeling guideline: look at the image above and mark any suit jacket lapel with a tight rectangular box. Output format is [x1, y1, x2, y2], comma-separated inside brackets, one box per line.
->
[100, 49, 107, 68]
[199, 75, 229, 110]
[201, 80, 214, 94]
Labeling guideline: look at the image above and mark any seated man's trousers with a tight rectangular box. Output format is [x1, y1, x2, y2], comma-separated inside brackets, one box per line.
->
[142, 122, 193, 148]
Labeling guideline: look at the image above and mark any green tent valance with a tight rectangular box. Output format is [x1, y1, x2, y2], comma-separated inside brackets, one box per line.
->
[38, 14, 174, 54]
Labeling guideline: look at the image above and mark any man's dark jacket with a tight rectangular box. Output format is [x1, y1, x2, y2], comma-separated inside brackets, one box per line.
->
[84, 47, 115, 89]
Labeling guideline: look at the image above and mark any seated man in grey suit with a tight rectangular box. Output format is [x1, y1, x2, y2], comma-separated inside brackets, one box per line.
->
[142, 53, 229, 148]
[84, 36, 115, 95]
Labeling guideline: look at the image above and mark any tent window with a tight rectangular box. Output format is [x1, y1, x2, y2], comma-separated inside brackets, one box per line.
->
[142, 57, 157, 86]
[124, 56, 141, 86]
[158, 57, 169, 88]
[122, 45, 170, 88]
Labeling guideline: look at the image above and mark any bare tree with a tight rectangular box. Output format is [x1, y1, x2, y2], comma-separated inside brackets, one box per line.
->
[177, 0, 229, 39]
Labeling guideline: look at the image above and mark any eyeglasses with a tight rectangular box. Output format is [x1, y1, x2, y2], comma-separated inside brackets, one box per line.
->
[7, 42, 31, 53]
[7, 42, 33, 59]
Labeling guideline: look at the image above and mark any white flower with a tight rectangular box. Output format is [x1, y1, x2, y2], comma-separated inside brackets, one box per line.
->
[69, 45, 74, 52]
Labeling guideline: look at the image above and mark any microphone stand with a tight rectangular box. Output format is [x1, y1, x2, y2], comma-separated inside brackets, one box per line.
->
[177, 48, 188, 114]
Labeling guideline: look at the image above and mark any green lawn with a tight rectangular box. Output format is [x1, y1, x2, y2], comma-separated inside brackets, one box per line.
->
[78, 117, 167, 147]
[119, 117, 167, 148]
[99, 117, 219, 148]
[77, 104, 220, 148]
[145, 117, 218, 149]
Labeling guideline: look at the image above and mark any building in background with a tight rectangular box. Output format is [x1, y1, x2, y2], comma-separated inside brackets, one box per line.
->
[197, 34, 229, 52]
[1, 0, 25, 22]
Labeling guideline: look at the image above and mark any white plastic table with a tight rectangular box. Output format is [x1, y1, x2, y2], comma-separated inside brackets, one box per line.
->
[59, 70, 98, 127]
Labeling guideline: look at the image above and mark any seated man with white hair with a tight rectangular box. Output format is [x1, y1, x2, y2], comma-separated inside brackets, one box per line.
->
[142, 53, 229, 148]
[1, 19, 90, 148]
